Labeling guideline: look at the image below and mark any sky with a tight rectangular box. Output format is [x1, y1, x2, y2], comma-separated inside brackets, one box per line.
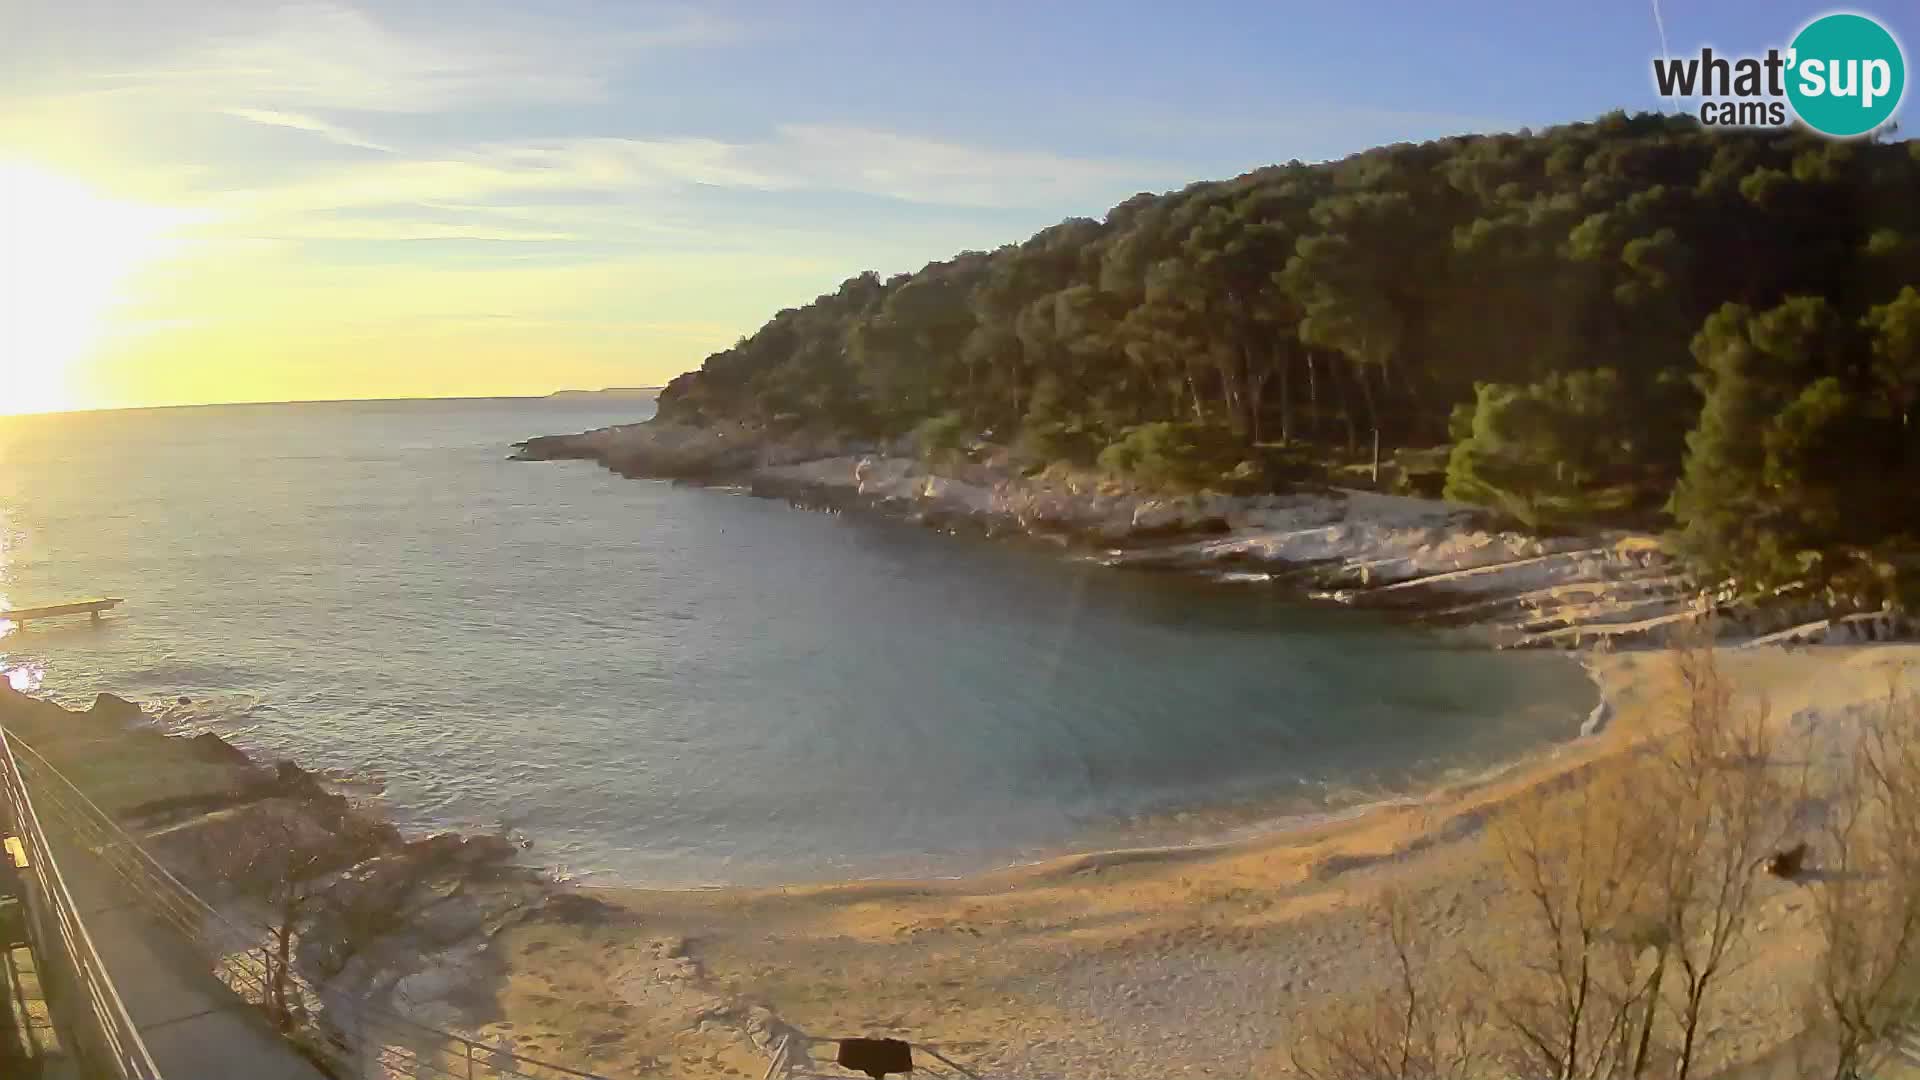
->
[0, 0, 1912, 414]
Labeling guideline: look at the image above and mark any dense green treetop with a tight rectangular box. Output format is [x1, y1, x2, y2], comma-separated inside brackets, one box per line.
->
[656, 113, 1920, 601]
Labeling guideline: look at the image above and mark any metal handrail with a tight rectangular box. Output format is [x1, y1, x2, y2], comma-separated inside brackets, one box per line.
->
[0, 726, 165, 1079]
[8, 733, 617, 1080]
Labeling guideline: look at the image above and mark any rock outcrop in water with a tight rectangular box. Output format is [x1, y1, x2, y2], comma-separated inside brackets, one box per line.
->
[514, 420, 1907, 650]
[0, 684, 557, 1038]
[89, 691, 147, 725]
[0, 683, 833, 1075]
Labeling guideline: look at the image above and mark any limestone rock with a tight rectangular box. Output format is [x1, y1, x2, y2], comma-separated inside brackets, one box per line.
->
[186, 731, 255, 768]
[88, 692, 146, 725]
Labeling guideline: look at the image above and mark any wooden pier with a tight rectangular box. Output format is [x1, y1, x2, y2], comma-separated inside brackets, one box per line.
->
[0, 599, 123, 625]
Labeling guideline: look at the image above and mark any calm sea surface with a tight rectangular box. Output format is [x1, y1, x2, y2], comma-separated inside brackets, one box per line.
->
[0, 398, 1593, 885]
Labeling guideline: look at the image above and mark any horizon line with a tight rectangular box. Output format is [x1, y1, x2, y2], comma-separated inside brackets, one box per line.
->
[0, 388, 670, 420]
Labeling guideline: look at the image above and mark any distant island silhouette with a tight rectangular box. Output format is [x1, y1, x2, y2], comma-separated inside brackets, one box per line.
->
[545, 387, 662, 399]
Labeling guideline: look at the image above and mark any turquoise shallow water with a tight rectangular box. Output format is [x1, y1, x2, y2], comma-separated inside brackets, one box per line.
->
[0, 398, 1593, 886]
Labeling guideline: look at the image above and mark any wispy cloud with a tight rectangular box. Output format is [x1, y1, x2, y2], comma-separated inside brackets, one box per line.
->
[14, 3, 1167, 230]
[209, 125, 1174, 224]
[248, 217, 577, 242]
[221, 107, 393, 152]
[96, 1, 741, 114]
[0, 0, 1226, 403]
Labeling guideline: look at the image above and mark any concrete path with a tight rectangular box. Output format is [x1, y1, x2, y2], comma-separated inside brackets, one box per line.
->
[55, 846, 327, 1080]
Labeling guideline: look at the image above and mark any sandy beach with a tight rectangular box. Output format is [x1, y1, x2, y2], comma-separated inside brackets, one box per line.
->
[465, 643, 1919, 1079]
[3, 642, 1912, 1079]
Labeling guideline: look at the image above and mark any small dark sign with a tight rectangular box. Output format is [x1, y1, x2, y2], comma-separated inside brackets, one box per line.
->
[837, 1037, 914, 1078]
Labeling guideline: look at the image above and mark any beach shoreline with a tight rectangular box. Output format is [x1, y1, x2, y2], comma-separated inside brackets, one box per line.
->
[572, 654, 1593, 896]
[505, 642, 1919, 1079]
[8, 643, 1916, 1079]
[579, 650, 1614, 905]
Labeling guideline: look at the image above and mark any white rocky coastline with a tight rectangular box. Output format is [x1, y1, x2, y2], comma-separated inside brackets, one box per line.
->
[515, 420, 1913, 650]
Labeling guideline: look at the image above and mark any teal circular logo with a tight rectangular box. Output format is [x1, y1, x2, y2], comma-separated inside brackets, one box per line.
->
[1787, 13, 1906, 137]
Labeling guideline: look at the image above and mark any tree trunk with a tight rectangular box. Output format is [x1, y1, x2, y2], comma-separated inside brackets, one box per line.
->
[1831, 1041, 1859, 1080]
[1357, 359, 1382, 453]
[1239, 344, 1259, 444]
[965, 357, 979, 427]
[1220, 348, 1251, 440]
[1248, 369, 1269, 445]
[1562, 958, 1591, 1080]
[1676, 985, 1706, 1080]
[1306, 352, 1320, 439]
[1335, 359, 1358, 453]
[1631, 946, 1668, 1078]
[1276, 344, 1293, 446]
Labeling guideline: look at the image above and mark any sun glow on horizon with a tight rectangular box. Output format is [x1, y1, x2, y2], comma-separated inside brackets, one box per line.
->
[1, 161, 194, 415]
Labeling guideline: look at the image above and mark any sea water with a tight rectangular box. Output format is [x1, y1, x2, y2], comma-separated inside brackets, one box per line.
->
[0, 398, 1593, 886]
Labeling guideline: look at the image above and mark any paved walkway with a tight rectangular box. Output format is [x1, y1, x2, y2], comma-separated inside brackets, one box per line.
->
[55, 846, 327, 1080]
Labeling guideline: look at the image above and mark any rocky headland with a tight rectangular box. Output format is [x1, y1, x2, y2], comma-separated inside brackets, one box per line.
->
[514, 420, 1913, 650]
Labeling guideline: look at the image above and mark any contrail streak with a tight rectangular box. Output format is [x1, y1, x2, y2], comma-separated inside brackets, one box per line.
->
[1651, 0, 1674, 111]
